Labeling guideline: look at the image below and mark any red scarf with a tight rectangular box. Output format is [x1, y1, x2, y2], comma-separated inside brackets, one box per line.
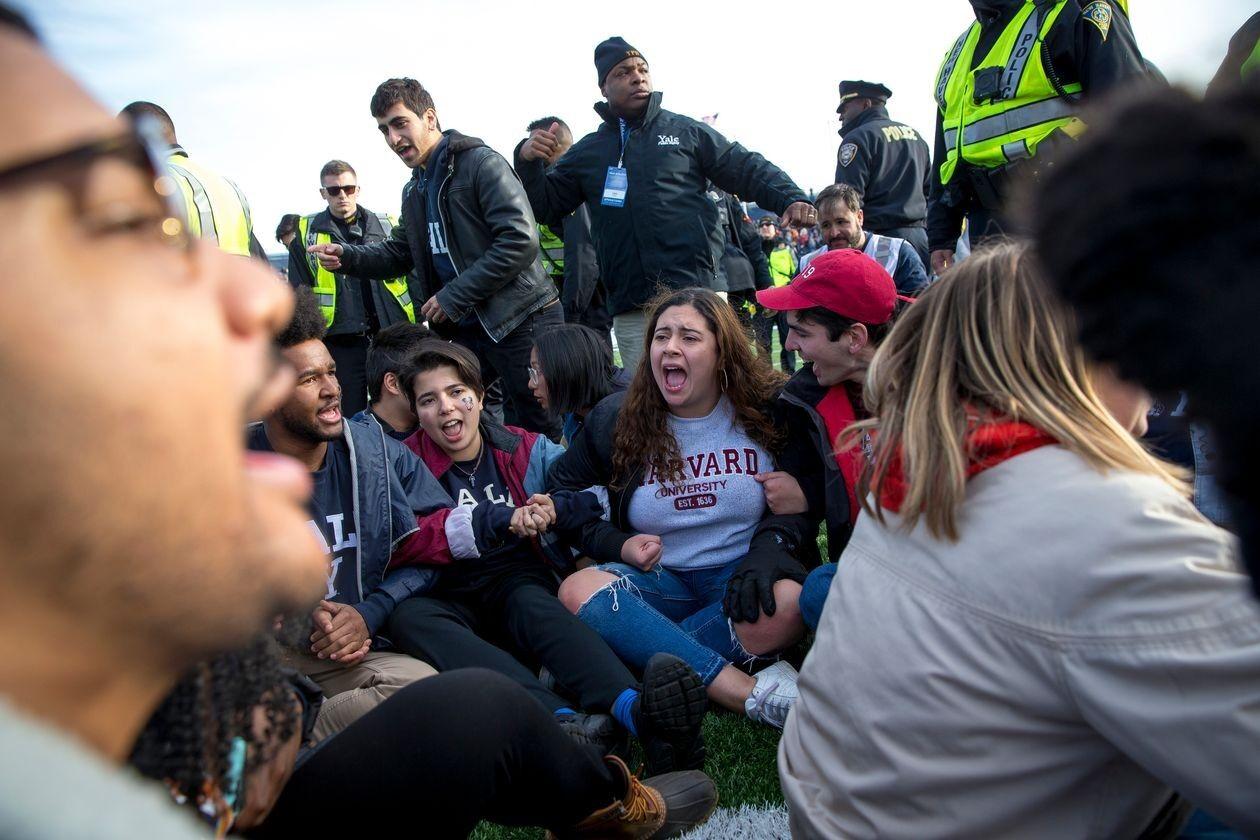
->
[815, 384, 867, 524]
[879, 421, 1057, 513]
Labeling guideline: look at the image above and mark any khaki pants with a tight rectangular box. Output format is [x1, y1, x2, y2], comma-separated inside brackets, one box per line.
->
[292, 650, 436, 743]
[613, 309, 648, 372]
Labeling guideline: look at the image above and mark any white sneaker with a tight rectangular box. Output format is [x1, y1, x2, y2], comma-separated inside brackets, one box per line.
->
[744, 660, 800, 730]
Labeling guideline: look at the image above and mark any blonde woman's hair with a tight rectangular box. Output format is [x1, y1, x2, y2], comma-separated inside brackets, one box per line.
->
[845, 240, 1187, 542]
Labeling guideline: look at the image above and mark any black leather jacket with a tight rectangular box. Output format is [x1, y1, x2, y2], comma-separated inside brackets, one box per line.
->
[339, 130, 557, 342]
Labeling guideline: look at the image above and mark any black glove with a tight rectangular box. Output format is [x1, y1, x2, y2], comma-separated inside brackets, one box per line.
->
[723, 542, 808, 624]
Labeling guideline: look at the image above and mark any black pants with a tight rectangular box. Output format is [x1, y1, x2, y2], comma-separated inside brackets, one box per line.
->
[456, 303, 563, 440]
[325, 333, 370, 417]
[873, 225, 930, 270]
[388, 568, 637, 713]
[251, 670, 617, 838]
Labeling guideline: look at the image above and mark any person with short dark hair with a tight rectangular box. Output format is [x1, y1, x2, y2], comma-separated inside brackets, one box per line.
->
[832, 80, 932, 266]
[1030, 81, 1260, 593]
[290, 158, 425, 417]
[355, 321, 431, 439]
[387, 339, 712, 775]
[751, 249, 908, 630]
[515, 37, 816, 371]
[757, 216, 798, 372]
[307, 78, 562, 439]
[520, 116, 613, 345]
[710, 187, 772, 337]
[276, 212, 300, 247]
[120, 99, 267, 260]
[801, 183, 929, 294]
[529, 323, 631, 445]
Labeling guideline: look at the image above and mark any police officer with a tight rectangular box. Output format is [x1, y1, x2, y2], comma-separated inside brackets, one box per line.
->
[927, 0, 1147, 276]
[834, 80, 932, 268]
[120, 101, 266, 259]
[289, 159, 423, 416]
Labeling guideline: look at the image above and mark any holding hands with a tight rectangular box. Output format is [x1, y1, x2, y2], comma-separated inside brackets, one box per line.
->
[510, 493, 557, 538]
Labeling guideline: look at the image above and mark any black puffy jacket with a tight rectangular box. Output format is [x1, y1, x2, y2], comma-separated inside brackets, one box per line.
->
[339, 131, 557, 343]
[516, 93, 808, 315]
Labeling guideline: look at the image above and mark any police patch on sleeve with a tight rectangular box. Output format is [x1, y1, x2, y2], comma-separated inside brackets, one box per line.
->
[1081, 1, 1112, 42]
[839, 143, 859, 168]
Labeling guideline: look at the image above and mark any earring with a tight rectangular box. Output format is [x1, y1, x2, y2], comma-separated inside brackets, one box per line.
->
[721, 369, 729, 392]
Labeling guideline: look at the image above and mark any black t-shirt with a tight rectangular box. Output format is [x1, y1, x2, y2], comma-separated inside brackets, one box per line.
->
[309, 438, 362, 604]
[438, 449, 532, 593]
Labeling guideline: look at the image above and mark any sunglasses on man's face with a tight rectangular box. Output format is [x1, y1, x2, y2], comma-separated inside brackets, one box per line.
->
[322, 184, 358, 197]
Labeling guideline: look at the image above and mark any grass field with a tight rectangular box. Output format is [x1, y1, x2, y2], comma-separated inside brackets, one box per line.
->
[471, 710, 785, 840]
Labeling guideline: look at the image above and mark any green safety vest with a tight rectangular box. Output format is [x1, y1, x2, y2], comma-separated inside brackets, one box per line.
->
[298, 213, 416, 328]
[934, 0, 1085, 185]
[538, 224, 565, 279]
[166, 151, 253, 256]
[1242, 35, 1260, 81]
[768, 244, 797, 287]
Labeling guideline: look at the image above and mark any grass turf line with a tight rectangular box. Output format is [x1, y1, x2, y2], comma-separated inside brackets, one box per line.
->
[471, 711, 784, 839]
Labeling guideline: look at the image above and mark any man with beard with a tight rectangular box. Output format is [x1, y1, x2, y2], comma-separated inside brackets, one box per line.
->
[0, 7, 327, 835]
[832, 80, 932, 267]
[927, 0, 1147, 276]
[801, 183, 928, 294]
[247, 288, 466, 740]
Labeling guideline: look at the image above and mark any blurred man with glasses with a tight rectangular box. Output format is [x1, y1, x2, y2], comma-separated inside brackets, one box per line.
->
[289, 159, 425, 416]
[0, 6, 328, 836]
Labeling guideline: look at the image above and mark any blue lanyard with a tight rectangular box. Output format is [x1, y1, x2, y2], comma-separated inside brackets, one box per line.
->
[617, 118, 629, 168]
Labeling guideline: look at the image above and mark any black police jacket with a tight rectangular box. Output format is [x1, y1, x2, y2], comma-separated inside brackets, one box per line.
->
[515, 92, 809, 316]
[926, 0, 1149, 251]
[287, 206, 423, 337]
[338, 131, 557, 343]
[834, 106, 932, 232]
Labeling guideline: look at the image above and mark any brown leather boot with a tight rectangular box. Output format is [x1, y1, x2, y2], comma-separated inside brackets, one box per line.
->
[548, 755, 666, 839]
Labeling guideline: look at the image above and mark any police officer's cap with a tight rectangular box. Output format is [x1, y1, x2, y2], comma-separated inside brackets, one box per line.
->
[837, 80, 892, 112]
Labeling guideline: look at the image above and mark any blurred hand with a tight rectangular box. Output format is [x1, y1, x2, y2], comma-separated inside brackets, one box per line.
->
[931, 249, 955, 275]
[781, 202, 818, 228]
[420, 295, 448, 324]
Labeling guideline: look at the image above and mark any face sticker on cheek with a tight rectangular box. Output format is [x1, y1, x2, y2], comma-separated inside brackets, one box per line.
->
[461, 395, 474, 412]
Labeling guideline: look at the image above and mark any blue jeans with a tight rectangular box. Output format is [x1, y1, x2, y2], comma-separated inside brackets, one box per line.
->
[799, 563, 837, 632]
[575, 562, 764, 686]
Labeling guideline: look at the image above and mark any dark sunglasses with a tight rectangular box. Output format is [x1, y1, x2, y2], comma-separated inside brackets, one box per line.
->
[0, 115, 189, 250]
[322, 184, 358, 197]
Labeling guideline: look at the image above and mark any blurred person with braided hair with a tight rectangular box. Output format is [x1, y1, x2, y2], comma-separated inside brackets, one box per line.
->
[131, 632, 719, 838]
[1029, 82, 1260, 593]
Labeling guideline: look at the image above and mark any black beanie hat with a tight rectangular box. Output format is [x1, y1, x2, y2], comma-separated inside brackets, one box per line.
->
[595, 36, 645, 86]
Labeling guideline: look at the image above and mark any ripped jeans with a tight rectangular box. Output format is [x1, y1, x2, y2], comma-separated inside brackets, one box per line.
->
[575, 561, 765, 686]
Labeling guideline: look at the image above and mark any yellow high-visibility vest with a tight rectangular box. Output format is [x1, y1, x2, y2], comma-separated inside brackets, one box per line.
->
[538, 224, 565, 278]
[935, 0, 1085, 185]
[165, 149, 253, 256]
[298, 213, 416, 328]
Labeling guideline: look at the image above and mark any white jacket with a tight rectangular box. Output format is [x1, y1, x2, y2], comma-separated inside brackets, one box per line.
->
[780, 445, 1260, 838]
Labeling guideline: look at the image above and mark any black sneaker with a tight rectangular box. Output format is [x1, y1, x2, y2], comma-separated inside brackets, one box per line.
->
[635, 653, 708, 775]
[556, 711, 622, 757]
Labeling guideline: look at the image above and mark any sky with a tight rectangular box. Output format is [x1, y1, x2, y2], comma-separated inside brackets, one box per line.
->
[22, 0, 1256, 255]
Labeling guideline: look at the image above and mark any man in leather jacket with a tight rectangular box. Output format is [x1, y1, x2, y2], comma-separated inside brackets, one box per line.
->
[309, 78, 561, 439]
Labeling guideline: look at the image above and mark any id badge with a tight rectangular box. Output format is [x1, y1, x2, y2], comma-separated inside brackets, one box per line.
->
[601, 166, 628, 207]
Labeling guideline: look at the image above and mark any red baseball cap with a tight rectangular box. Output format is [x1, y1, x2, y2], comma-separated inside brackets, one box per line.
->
[756, 248, 897, 325]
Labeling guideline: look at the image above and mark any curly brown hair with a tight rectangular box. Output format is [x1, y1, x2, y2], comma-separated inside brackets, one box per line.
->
[612, 288, 786, 487]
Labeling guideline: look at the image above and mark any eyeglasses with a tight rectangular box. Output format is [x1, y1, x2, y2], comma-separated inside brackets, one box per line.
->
[0, 115, 188, 250]
[527, 366, 540, 383]
[322, 185, 358, 197]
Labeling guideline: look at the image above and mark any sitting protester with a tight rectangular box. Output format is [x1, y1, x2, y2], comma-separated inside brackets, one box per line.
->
[781, 241, 1260, 838]
[551, 288, 824, 731]
[354, 320, 431, 440]
[387, 340, 710, 774]
[132, 638, 718, 838]
[530, 323, 631, 446]
[748, 248, 908, 630]
[247, 288, 454, 741]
